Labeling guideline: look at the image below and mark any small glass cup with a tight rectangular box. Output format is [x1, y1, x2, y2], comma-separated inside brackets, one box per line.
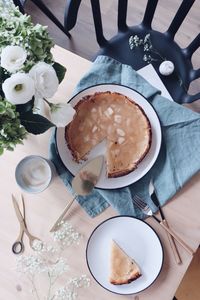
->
[15, 155, 55, 193]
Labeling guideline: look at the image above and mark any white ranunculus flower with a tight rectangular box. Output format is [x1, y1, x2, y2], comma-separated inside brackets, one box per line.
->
[2, 73, 35, 105]
[29, 62, 59, 98]
[0, 45, 27, 73]
[50, 103, 75, 127]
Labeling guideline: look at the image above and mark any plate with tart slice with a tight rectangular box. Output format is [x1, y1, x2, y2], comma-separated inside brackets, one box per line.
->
[55, 84, 162, 189]
[86, 216, 163, 295]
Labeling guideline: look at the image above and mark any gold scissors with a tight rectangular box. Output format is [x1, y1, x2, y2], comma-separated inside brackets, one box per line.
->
[12, 194, 40, 254]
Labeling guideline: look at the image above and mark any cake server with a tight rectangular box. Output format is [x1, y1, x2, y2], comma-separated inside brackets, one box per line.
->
[50, 155, 104, 232]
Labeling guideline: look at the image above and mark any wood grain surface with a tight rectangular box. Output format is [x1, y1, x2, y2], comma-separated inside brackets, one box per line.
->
[0, 45, 200, 300]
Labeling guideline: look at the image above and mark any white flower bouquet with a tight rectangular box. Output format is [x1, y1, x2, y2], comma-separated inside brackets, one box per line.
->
[16, 222, 90, 300]
[0, 1, 75, 155]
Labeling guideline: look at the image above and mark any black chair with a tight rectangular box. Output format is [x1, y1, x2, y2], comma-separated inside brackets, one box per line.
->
[64, 0, 200, 104]
[13, 0, 71, 38]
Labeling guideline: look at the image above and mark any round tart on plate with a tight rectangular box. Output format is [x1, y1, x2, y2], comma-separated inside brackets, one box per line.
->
[65, 91, 151, 178]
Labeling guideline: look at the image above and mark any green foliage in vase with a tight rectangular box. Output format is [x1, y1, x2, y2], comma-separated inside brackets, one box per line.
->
[0, 98, 27, 155]
[0, 2, 54, 71]
[0, 1, 76, 155]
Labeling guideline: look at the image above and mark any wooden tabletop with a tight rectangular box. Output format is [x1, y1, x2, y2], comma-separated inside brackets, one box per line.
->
[0, 45, 200, 300]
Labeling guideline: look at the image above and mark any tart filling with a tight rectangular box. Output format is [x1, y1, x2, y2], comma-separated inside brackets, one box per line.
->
[109, 240, 142, 285]
[65, 92, 151, 178]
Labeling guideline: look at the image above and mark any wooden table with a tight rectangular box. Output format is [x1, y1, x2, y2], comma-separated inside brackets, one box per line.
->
[0, 45, 200, 300]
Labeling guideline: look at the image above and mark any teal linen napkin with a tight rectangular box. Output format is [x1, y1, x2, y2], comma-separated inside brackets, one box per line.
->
[49, 56, 200, 218]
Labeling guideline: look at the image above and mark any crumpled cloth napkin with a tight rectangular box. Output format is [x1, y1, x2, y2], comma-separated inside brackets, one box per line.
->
[49, 55, 200, 218]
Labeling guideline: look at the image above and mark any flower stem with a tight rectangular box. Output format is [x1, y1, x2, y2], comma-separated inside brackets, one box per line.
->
[150, 48, 165, 61]
[47, 271, 52, 300]
[43, 98, 52, 107]
[29, 276, 41, 300]
[43, 98, 59, 112]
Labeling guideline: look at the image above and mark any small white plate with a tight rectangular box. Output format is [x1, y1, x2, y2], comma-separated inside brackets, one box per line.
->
[86, 216, 163, 295]
[56, 84, 162, 189]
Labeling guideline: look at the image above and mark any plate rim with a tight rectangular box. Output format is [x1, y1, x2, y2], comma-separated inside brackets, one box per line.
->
[85, 215, 164, 295]
[55, 83, 162, 189]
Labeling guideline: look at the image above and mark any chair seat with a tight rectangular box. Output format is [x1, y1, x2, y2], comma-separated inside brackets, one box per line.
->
[97, 27, 191, 103]
[64, 0, 200, 104]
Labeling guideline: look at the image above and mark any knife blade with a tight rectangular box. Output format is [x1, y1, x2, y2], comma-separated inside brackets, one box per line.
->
[149, 181, 165, 220]
[149, 180, 182, 264]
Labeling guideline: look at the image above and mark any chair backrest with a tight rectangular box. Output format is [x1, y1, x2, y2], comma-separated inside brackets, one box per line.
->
[13, 0, 71, 38]
[13, 0, 25, 13]
[64, 0, 200, 104]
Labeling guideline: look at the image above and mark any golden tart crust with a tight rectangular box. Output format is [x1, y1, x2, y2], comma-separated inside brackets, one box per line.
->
[65, 91, 151, 178]
[109, 240, 142, 285]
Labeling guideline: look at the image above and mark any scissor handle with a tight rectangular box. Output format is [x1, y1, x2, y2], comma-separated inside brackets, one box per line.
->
[12, 241, 24, 254]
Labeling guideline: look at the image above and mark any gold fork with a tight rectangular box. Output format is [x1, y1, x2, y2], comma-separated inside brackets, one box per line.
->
[133, 194, 194, 256]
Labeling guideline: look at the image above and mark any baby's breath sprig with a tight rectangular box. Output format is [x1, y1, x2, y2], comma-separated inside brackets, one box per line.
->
[129, 33, 166, 64]
[16, 222, 89, 300]
[129, 33, 188, 91]
[52, 221, 82, 248]
[53, 276, 90, 300]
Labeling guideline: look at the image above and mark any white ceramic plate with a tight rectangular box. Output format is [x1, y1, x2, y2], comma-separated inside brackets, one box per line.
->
[56, 84, 162, 189]
[86, 216, 163, 295]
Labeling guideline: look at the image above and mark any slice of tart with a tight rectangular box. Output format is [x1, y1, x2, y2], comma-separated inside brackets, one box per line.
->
[65, 91, 151, 178]
[109, 240, 141, 285]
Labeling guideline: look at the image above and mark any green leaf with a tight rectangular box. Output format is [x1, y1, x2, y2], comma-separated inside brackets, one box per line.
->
[53, 62, 66, 83]
[20, 112, 54, 134]
[16, 98, 34, 114]
[6, 108, 16, 118]
[0, 103, 6, 114]
[0, 146, 3, 155]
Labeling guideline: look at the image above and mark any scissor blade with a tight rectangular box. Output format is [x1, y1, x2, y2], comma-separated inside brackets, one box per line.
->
[12, 195, 26, 230]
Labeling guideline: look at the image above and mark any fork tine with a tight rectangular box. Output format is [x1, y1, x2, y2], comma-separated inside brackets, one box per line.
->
[133, 194, 147, 209]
